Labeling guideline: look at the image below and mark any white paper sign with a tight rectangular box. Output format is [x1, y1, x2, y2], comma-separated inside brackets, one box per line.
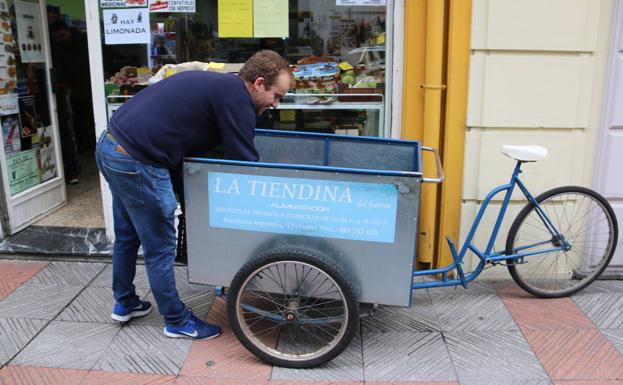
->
[336, 0, 386, 5]
[100, 0, 147, 8]
[103, 9, 150, 45]
[149, 0, 195, 12]
[15, 0, 45, 63]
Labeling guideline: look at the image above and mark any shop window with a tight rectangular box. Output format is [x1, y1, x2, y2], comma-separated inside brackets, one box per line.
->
[103, 0, 388, 137]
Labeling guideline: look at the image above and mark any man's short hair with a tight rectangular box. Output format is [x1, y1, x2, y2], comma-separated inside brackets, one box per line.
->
[239, 50, 292, 88]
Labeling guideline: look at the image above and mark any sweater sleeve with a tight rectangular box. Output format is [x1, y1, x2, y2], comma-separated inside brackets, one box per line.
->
[216, 98, 260, 162]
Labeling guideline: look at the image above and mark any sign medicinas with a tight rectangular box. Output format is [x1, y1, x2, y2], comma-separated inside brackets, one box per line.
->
[100, 0, 147, 8]
[149, 0, 195, 12]
[104, 8, 150, 45]
[208, 172, 398, 243]
[15, 0, 45, 63]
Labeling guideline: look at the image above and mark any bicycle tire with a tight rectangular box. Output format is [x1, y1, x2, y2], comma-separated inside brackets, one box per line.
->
[506, 186, 618, 298]
[227, 249, 359, 368]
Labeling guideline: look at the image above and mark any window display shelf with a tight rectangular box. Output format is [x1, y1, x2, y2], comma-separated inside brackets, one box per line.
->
[277, 93, 385, 136]
[107, 93, 386, 136]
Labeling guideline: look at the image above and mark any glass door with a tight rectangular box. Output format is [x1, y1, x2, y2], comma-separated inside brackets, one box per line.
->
[0, 0, 64, 235]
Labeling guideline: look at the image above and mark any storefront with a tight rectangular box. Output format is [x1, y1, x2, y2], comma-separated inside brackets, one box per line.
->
[90, 0, 399, 135]
[85, 0, 409, 240]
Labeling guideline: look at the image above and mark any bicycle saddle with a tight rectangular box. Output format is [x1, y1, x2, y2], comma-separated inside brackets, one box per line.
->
[501, 145, 548, 162]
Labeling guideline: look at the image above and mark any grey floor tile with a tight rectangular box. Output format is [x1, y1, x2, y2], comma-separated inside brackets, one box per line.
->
[362, 331, 455, 382]
[0, 317, 47, 366]
[602, 329, 623, 355]
[57, 286, 149, 324]
[271, 333, 363, 381]
[29, 262, 106, 286]
[362, 294, 440, 333]
[12, 321, 119, 369]
[573, 292, 623, 329]
[445, 330, 548, 382]
[90, 264, 151, 290]
[0, 283, 83, 320]
[431, 293, 518, 331]
[575, 280, 623, 294]
[93, 324, 192, 375]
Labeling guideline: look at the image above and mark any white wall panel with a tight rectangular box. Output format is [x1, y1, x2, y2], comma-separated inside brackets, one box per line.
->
[601, 132, 623, 198]
[463, 130, 586, 201]
[472, 0, 600, 51]
[468, 54, 594, 128]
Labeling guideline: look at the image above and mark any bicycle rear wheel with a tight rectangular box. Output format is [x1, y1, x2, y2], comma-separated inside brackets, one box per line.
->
[506, 186, 618, 298]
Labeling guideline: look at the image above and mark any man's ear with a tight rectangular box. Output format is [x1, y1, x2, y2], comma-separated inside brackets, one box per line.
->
[253, 77, 265, 90]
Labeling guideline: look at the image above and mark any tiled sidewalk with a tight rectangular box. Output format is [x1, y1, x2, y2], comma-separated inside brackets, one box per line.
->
[2, 259, 623, 385]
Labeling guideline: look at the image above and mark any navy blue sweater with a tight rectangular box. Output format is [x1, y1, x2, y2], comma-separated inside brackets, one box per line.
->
[108, 71, 259, 169]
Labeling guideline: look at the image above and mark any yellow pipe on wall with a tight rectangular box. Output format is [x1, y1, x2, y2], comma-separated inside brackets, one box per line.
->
[417, 0, 446, 266]
[402, 0, 427, 141]
[402, 0, 470, 269]
[435, 0, 471, 269]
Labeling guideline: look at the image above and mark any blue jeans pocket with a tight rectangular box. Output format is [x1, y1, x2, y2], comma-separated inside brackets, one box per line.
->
[101, 159, 144, 207]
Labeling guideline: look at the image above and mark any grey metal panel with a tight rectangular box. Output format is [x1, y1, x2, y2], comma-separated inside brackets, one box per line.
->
[328, 140, 416, 171]
[255, 135, 325, 165]
[254, 132, 419, 172]
[184, 162, 420, 307]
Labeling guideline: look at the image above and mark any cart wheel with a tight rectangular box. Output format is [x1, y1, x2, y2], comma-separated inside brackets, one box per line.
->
[227, 249, 359, 368]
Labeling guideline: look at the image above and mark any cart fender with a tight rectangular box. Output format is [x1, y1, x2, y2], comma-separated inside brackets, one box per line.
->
[250, 235, 362, 299]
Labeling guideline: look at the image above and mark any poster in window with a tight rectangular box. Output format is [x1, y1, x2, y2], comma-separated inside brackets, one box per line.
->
[8, 149, 39, 195]
[254, 0, 288, 38]
[37, 126, 56, 182]
[218, 0, 253, 38]
[0, 0, 17, 94]
[0, 94, 21, 155]
[18, 96, 36, 138]
[15, 0, 45, 63]
[103, 8, 150, 45]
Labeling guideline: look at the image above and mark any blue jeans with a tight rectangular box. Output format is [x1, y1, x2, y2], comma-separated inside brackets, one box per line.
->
[95, 131, 190, 326]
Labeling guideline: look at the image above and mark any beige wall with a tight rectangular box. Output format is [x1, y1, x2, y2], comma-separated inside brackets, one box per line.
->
[461, 0, 614, 275]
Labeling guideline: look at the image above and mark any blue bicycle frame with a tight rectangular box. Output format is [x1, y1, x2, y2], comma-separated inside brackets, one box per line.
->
[412, 160, 571, 290]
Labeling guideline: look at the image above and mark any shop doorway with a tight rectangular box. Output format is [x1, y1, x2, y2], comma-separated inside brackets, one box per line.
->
[33, 0, 103, 228]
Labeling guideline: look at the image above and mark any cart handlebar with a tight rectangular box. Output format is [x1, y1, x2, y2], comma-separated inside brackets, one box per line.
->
[421, 146, 444, 184]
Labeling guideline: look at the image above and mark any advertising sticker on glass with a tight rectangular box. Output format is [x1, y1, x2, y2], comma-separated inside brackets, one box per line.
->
[15, 0, 45, 63]
[18, 96, 36, 138]
[0, 94, 20, 155]
[8, 149, 39, 195]
[149, 0, 195, 13]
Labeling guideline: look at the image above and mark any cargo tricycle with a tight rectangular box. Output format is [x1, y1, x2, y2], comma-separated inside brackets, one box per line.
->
[183, 129, 617, 368]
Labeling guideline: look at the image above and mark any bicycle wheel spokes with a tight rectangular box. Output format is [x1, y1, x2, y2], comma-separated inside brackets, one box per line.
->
[507, 187, 617, 297]
[237, 261, 349, 361]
